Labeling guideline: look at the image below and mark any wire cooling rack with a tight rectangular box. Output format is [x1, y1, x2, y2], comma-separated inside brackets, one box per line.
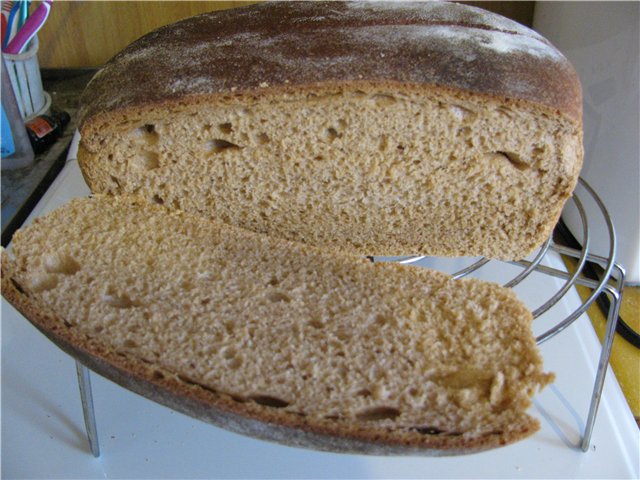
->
[384, 177, 625, 453]
[74, 177, 625, 457]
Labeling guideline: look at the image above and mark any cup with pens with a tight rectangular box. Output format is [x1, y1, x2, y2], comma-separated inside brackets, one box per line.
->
[2, 0, 52, 120]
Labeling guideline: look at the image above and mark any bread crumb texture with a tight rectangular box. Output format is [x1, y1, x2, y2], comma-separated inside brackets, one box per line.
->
[79, 86, 581, 261]
[6, 196, 553, 446]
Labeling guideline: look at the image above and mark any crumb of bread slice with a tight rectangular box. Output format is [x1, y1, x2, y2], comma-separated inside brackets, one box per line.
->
[1, 195, 553, 454]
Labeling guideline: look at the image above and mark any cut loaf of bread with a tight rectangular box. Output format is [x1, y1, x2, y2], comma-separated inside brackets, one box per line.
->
[77, 1, 583, 260]
[2, 195, 553, 454]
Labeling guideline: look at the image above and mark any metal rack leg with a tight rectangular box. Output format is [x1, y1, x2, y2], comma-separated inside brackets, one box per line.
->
[76, 361, 100, 457]
[580, 285, 623, 452]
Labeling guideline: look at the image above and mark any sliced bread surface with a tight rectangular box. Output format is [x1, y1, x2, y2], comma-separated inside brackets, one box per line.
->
[1, 195, 553, 454]
[77, 1, 583, 260]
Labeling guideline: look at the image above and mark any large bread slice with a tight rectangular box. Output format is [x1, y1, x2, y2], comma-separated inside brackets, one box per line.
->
[1, 195, 553, 454]
[77, 1, 583, 260]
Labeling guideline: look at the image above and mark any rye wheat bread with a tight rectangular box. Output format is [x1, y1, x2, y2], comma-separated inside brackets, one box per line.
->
[77, 1, 583, 260]
[1, 195, 553, 454]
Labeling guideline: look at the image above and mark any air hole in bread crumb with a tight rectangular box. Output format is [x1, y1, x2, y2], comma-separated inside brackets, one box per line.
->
[267, 291, 291, 303]
[356, 406, 401, 421]
[325, 127, 340, 142]
[495, 106, 514, 119]
[449, 104, 474, 121]
[249, 395, 290, 408]
[176, 374, 219, 395]
[378, 135, 388, 152]
[102, 289, 137, 309]
[456, 126, 471, 138]
[123, 339, 138, 348]
[371, 93, 397, 107]
[44, 253, 81, 275]
[334, 328, 351, 342]
[152, 194, 164, 205]
[109, 175, 121, 189]
[496, 151, 530, 171]
[257, 132, 270, 144]
[532, 145, 546, 157]
[308, 318, 324, 329]
[372, 314, 390, 327]
[152, 370, 165, 380]
[228, 357, 243, 370]
[207, 139, 241, 153]
[223, 347, 237, 359]
[28, 274, 58, 292]
[218, 122, 233, 134]
[267, 276, 280, 287]
[133, 124, 159, 145]
[139, 151, 159, 170]
[356, 388, 371, 398]
[413, 426, 445, 435]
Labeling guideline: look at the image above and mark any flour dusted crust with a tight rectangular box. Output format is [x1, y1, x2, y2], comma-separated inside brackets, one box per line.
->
[79, 1, 581, 134]
[75, 1, 583, 261]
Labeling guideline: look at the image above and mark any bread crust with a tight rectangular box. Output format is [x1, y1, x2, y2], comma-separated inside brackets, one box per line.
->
[78, 0, 582, 137]
[75, 1, 583, 262]
[1, 248, 538, 455]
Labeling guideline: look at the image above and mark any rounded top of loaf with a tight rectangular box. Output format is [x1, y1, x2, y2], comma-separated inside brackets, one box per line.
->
[79, 1, 582, 128]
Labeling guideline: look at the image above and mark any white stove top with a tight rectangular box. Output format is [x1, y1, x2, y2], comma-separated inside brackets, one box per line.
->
[2, 136, 638, 478]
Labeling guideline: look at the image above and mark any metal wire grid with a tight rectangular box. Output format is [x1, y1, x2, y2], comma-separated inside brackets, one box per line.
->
[390, 178, 625, 452]
[75, 177, 625, 456]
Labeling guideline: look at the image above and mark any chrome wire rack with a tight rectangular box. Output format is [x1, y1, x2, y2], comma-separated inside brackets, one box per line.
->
[74, 178, 625, 457]
[386, 177, 625, 453]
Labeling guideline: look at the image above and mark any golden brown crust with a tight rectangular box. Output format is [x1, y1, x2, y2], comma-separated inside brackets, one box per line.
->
[78, 1, 582, 134]
[1, 249, 538, 455]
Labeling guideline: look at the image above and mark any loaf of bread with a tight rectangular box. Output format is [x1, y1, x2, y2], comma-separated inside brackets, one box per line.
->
[77, 1, 583, 261]
[1, 195, 553, 454]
